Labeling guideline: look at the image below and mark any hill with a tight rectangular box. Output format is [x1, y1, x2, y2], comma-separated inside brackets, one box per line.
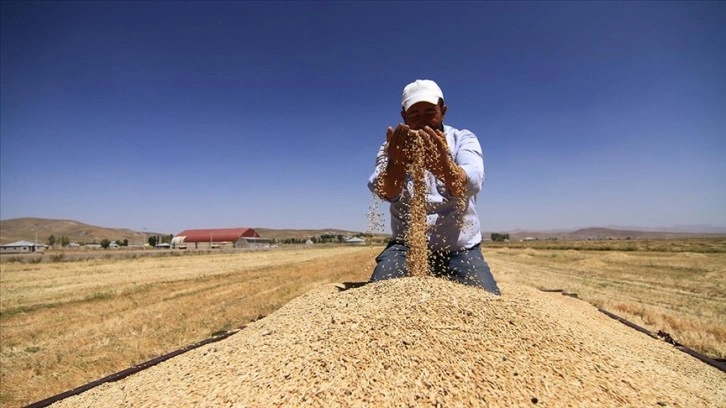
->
[489, 227, 726, 241]
[0, 218, 376, 245]
[2, 217, 723, 246]
[0, 218, 153, 246]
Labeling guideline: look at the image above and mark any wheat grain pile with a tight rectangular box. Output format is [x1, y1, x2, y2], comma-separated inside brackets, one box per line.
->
[51, 278, 725, 407]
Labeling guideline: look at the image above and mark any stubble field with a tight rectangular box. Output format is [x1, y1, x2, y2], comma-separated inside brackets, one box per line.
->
[1, 239, 724, 407]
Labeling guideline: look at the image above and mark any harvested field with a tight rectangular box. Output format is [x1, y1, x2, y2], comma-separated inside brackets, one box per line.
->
[0, 247, 376, 407]
[50, 277, 725, 407]
[486, 246, 726, 359]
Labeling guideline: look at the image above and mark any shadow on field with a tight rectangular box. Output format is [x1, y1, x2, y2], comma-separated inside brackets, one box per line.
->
[336, 281, 370, 291]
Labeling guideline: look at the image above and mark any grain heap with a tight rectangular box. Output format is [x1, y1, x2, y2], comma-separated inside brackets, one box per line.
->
[51, 278, 725, 407]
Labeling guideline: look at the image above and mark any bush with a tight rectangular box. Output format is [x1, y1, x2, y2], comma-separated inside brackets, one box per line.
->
[491, 233, 510, 242]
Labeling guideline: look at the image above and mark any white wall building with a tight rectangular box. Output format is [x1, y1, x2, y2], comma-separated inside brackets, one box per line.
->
[0, 240, 46, 254]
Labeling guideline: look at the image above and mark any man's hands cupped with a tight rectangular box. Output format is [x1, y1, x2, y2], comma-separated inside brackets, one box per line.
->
[418, 126, 453, 177]
[382, 124, 465, 197]
[385, 124, 413, 166]
[386, 125, 452, 175]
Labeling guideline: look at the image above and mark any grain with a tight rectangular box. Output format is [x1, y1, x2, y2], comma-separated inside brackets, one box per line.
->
[372, 128, 464, 277]
[50, 278, 726, 407]
[403, 129, 429, 277]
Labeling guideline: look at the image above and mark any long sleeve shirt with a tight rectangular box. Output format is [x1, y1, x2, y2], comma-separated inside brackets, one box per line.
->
[368, 124, 485, 252]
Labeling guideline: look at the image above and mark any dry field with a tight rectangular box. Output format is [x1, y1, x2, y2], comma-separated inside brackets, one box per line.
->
[484, 238, 726, 360]
[0, 246, 378, 407]
[1, 240, 724, 407]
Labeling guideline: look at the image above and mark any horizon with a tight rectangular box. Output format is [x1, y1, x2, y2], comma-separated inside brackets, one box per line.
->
[2, 216, 725, 237]
[2, 2, 724, 234]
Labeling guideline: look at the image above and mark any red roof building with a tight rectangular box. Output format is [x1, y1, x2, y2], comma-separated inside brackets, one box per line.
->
[171, 228, 268, 249]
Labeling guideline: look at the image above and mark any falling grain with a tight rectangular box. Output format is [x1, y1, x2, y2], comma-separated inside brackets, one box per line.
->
[403, 129, 429, 277]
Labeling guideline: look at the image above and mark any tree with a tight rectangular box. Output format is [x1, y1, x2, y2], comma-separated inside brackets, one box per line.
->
[123, 239, 128, 246]
[100, 239, 111, 249]
[148, 236, 158, 247]
[491, 233, 510, 242]
[47, 235, 56, 247]
[61, 236, 70, 247]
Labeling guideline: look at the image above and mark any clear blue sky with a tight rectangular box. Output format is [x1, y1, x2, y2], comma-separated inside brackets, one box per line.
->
[1, 1, 724, 234]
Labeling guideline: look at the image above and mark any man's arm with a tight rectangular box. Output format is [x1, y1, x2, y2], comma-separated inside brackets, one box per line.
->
[420, 126, 468, 197]
[369, 124, 412, 200]
[433, 160, 467, 197]
[376, 160, 407, 200]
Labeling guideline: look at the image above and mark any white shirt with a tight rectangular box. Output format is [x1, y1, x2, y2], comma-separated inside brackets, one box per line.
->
[368, 124, 485, 252]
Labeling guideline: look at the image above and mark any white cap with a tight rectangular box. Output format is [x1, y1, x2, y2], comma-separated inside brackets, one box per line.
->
[401, 79, 444, 112]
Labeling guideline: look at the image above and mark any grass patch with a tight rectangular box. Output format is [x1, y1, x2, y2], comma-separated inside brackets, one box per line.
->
[83, 291, 115, 302]
[1, 302, 65, 319]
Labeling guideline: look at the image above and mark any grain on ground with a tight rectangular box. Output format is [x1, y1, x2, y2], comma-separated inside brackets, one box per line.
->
[51, 277, 726, 407]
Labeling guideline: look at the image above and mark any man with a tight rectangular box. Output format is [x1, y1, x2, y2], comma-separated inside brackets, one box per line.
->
[367, 79, 501, 295]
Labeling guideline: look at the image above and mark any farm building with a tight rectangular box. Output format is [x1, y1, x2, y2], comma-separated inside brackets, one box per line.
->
[171, 228, 270, 249]
[344, 237, 365, 245]
[0, 240, 46, 254]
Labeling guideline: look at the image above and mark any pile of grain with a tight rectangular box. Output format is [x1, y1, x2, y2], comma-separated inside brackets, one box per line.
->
[51, 278, 725, 407]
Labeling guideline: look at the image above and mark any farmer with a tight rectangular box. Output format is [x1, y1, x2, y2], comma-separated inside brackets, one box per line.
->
[368, 79, 501, 295]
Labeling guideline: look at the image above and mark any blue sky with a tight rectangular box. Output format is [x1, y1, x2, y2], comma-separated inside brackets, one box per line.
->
[1, 1, 724, 234]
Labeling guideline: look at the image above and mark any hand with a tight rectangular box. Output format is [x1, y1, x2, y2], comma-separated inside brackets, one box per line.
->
[419, 126, 452, 176]
[385, 124, 412, 166]
[419, 126, 466, 196]
[376, 124, 412, 200]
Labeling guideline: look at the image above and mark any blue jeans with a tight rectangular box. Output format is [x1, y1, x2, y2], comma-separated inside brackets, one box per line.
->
[370, 241, 501, 295]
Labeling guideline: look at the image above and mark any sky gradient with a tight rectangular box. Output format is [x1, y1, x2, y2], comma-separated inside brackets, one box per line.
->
[1, 1, 724, 234]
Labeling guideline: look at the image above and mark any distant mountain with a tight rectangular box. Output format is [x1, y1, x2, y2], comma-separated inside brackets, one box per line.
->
[0, 218, 373, 245]
[2, 217, 723, 246]
[568, 227, 680, 240]
[604, 224, 726, 234]
[484, 226, 726, 241]
[0, 217, 157, 245]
